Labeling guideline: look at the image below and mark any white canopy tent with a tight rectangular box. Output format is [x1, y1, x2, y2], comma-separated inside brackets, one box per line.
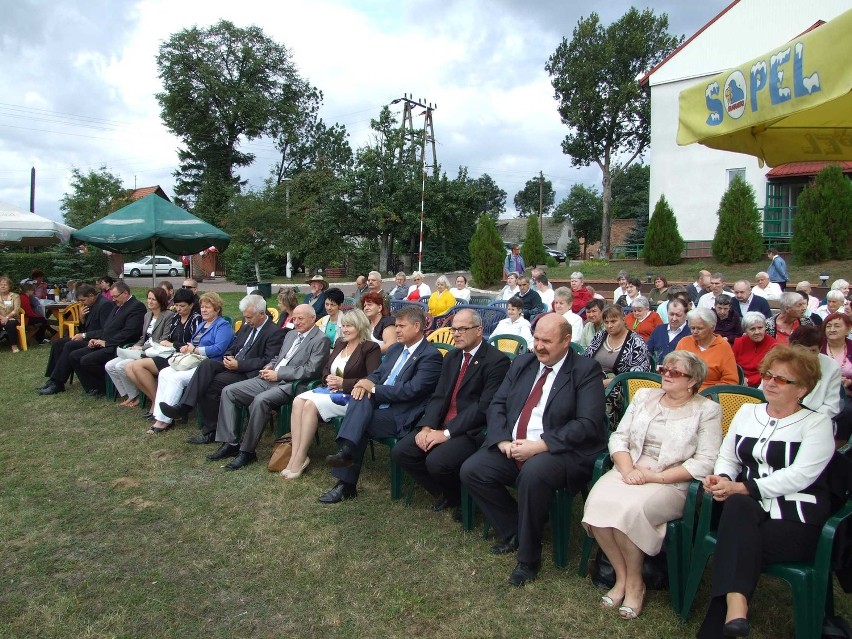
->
[0, 201, 74, 247]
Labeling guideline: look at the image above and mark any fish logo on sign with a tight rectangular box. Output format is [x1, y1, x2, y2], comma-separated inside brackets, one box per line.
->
[723, 71, 747, 119]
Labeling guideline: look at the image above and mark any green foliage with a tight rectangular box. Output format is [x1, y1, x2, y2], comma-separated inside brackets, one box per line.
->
[468, 213, 504, 288]
[60, 167, 130, 229]
[521, 215, 548, 267]
[346, 240, 379, 277]
[472, 173, 507, 221]
[156, 20, 314, 221]
[545, 9, 681, 254]
[643, 195, 683, 266]
[421, 168, 483, 272]
[220, 243, 278, 285]
[0, 247, 108, 285]
[792, 165, 852, 263]
[513, 176, 555, 217]
[712, 176, 764, 265]
[553, 184, 602, 248]
[545, 255, 559, 268]
[565, 236, 581, 260]
[611, 163, 650, 219]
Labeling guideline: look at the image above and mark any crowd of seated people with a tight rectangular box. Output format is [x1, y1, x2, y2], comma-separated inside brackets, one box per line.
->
[17, 262, 852, 631]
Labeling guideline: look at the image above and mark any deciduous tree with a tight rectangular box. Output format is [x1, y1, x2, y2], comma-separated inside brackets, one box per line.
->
[546, 9, 681, 255]
[60, 166, 130, 229]
[513, 176, 554, 218]
[553, 184, 602, 258]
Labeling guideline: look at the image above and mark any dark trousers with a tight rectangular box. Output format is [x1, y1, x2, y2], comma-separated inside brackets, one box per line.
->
[333, 396, 402, 486]
[28, 317, 52, 342]
[391, 430, 479, 506]
[70, 346, 117, 393]
[179, 359, 248, 435]
[697, 494, 821, 639]
[460, 447, 583, 565]
[1, 318, 19, 348]
[45, 338, 90, 386]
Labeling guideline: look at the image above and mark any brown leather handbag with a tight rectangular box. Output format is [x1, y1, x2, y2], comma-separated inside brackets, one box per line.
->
[267, 434, 293, 472]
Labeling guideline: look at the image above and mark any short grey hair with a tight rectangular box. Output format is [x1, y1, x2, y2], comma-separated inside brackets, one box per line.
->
[239, 294, 267, 314]
[631, 296, 649, 310]
[435, 275, 450, 288]
[411, 271, 424, 280]
[368, 270, 382, 281]
[831, 279, 849, 291]
[570, 271, 584, 281]
[662, 351, 707, 394]
[756, 271, 769, 279]
[553, 286, 573, 303]
[687, 307, 717, 329]
[827, 290, 846, 302]
[742, 311, 767, 328]
[779, 291, 803, 311]
[340, 309, 372, 342]
[395, 271, 406, 279]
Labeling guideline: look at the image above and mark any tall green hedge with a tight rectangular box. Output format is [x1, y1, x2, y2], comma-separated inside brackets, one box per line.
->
[0, 245, 109, 287]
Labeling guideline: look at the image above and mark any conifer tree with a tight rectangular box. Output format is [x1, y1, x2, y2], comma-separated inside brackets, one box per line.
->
[802, 165, 852, 260]
[520, 215, 548, 267]
[711, 176, 763, 265]
[643, 195, 683, 265]
[468, 213, 505, 287]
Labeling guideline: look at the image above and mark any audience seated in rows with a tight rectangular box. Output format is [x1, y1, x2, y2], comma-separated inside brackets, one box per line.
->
[490, 297, 533, 349]
[623, 296, 662, 343]
[427, 275, 456, 316]
[711, 293, 742, 344]
[732, 312, 775, 387]
[646, 298, 690, 363]
[551, 287, 583, 343]
[675, 308, 738, 391]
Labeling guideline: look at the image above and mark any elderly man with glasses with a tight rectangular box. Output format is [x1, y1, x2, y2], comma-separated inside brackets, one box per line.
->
[392, 309, 511, 516]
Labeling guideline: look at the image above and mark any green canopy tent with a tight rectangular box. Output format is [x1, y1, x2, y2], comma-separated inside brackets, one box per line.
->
[677, 8, 852, 167]
[71, 194, 231, 286]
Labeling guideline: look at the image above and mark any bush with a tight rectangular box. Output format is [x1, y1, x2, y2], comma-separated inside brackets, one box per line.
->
[712, 176, 764, 265]
[346, 240, 379, 277]
[643, 195, 683, 266]
[0, 246, 108, 285]
[791, 165, 852, 263]
[545, 255, 559, 268]
[520, 215, 548, 267]
[221, 243, 278, 284]
[468, 213, 504, 288]
[565, 236, 581, 260]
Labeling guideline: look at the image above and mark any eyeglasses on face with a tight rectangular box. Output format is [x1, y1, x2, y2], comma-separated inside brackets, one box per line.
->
[450, 326, 477, 334]
[761, 371, 798, 386]
[657, 365, 690, 379]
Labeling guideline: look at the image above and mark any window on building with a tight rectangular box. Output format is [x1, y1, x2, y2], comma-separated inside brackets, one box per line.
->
[727, 168, 746, 186]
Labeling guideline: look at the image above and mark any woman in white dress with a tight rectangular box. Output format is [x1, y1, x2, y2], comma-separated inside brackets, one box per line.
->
[282, 310, 382, 479]
[582, 351, 722, 619]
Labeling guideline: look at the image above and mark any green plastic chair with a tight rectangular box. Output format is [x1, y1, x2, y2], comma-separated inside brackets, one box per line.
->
[328, 416, 406, 501]
[678, 476, 852, 639]
[276, 377, 322, 437]
[487, 335, 527, 360]
[604, 371, 663, 429]
[577, 453, 697, 613]
[570, 342, 585, 355]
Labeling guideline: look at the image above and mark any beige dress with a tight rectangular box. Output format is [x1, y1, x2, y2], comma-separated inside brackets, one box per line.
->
[581, 388, 722, 556]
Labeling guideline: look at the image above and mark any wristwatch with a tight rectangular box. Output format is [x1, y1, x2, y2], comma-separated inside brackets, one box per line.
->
[443, 429, 451, 439]
[370, 386, 376, 395]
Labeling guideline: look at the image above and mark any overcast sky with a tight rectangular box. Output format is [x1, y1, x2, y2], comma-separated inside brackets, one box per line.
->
[0, 0, 732, 223]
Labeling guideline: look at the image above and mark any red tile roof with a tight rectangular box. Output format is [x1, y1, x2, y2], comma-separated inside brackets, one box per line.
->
[127, 186, 170, 202]
[766, 161, 852, 179]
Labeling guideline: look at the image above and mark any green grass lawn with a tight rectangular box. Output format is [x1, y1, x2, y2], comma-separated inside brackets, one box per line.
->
[1, 340, 849, 637]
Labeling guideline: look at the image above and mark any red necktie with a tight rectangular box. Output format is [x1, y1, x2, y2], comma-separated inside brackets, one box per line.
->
[443, 352, 472, 424]
[516, 366, 552, 440]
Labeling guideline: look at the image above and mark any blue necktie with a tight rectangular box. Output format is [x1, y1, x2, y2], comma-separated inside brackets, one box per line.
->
[379, 347, 410, 409]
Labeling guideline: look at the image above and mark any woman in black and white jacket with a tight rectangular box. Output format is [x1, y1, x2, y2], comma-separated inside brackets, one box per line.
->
[697, 345, 835, 639]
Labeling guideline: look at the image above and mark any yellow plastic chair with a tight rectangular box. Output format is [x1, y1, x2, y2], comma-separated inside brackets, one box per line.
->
[57, 302, 81, 337]
[432, 343, 455, 357]
[699, 385, 765, 436]
[233, 319, 243, 332]
[426, 327, 454, 344]
[16, 310, 28, 351]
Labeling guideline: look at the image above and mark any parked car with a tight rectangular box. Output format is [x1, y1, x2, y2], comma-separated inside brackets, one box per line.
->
[123, 256, 183, 277]
[545, 248, 566, 262]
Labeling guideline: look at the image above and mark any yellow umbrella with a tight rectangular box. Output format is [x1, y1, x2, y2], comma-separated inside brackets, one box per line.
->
[677, 8, 852, 167]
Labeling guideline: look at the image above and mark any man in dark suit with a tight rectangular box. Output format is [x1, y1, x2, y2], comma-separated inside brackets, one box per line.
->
[516, 276, 543, 320]
[38, 284, 113, 395]
[322, 304, 443, 503]
[646, 298, 690, 362]
[731, 279, 771, 319]
[391, 309, 510, 514]
[460, 313, 606, 586]
[158, 294, 285, 443]
[686, 270, 711, 306]
[207, 304, 330, 470]
[67, 280, 146, 397]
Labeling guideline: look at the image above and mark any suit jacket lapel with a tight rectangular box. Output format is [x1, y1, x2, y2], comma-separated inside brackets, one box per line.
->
[456, 344, 485, 391]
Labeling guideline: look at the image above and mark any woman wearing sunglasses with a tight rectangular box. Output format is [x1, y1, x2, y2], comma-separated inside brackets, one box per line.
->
[697, 345, 835, 638]
[583, 351, 722, 620]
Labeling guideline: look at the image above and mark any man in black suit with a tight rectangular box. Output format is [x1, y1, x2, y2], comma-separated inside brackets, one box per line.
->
[322, 304, 443, 503]
[731, 279, 772, 319]
[460, 313, 606, 586]
[158, 294, 286, 443]
[68, 280, 147, 397]
[38, 284, 113, 395]
[516, 276, 543, 320]
[392, 309, 510, 514]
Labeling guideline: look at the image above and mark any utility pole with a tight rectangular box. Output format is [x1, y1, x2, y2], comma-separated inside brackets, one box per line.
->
[391, 94, 437, 273]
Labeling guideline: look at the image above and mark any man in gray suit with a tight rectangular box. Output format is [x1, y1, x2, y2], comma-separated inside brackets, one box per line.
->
[206, 304, 331, 470]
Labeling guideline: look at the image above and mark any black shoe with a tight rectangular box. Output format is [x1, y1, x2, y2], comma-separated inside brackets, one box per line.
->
[36, 380, 53, 391]
[87, 389, 104, 398]
[160, 401, 189, 422]
[326, 442, 354, 468]
[508, 561, 540, 587]
[37, 382, 64, 395]
[723, 618, 750, 637]
[206, 442, 240, 461]
[186, 432, 215, 444]
[142, 411, 155, 420]
[490, 534, 519, 554]
[225, 451, 257, 470]
[318, 481, 357, 504]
